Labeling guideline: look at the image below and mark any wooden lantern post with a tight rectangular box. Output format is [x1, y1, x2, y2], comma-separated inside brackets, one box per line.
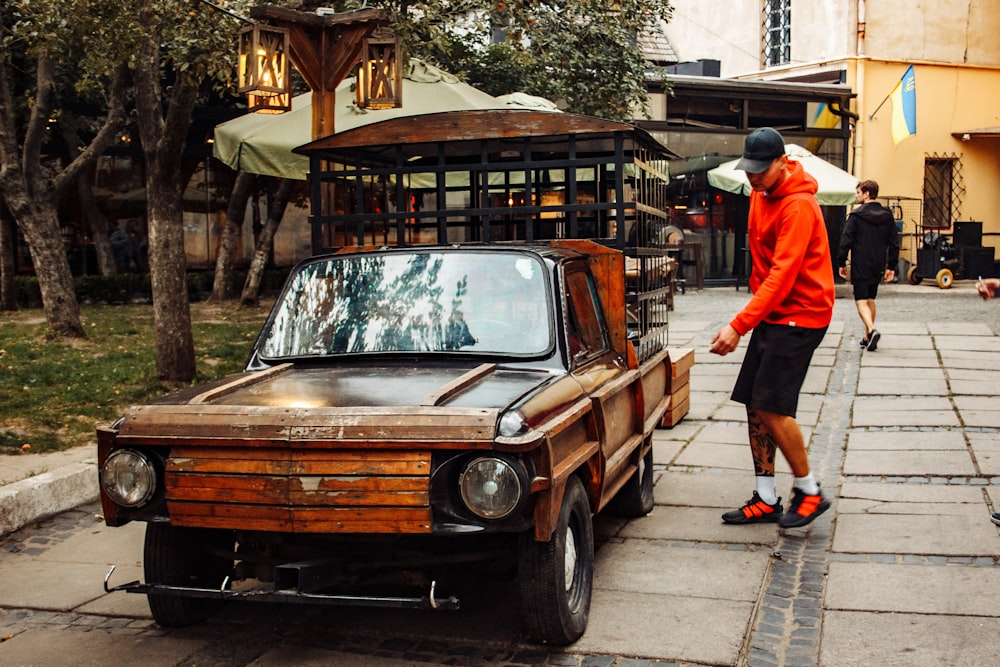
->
[248, 6, 397, 140]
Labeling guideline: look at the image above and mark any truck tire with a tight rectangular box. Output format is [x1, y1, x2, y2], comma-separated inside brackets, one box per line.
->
[144, 523, 233, 627]
[609, 443, 654, 517]
[518, 476, 594, 645]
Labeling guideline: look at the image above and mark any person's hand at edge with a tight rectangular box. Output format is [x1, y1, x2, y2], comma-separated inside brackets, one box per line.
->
[710, 324, 741, 356]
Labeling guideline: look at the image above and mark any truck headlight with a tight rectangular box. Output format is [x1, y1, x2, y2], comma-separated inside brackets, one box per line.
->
[459, 457, 522, 520]
[101, 449, 156, 508]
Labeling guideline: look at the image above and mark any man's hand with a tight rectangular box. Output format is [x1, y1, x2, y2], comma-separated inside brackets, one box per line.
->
[710, 324, 741, 356]
[838, 266, 849, 280]
[977, 277, 999, 300]
[883, 269, 895, 283]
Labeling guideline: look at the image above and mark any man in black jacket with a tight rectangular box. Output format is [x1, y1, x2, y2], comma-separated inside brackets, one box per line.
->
[837, 180, 900, 351]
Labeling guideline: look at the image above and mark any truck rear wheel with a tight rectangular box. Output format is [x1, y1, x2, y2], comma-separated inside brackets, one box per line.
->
[144, 523, 234, 627]
[609, 443, 654, 517]
[518, 476, 594, 645]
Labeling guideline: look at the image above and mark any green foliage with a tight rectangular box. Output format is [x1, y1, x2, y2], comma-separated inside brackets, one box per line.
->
[378, 0, 673, 120]
[0, 301, 270, 455]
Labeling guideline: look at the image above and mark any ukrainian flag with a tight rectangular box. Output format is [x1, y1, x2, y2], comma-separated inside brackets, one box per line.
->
[890, 65, 917, 146]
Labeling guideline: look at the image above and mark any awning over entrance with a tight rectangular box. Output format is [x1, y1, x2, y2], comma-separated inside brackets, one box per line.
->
[952, 127, 1000, 140]
[706, 143, 859, 206]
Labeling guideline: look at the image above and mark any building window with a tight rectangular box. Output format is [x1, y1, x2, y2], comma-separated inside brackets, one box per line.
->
[762, 0, 791, 67]
[922, 155, 965, 229]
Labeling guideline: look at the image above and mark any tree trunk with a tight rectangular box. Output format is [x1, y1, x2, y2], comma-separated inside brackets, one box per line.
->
[146, 172, 196, 381]
[210, 171, 256, 301]
[0, 203, 16, 311]
[64, 128, 117, 277]
[132, 20, 198, 382]
[241, 178, 293, 307]
[13, 203, 84, 336]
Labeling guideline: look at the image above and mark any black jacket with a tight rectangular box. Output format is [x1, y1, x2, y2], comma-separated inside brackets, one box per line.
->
[836, 202, 900, 284]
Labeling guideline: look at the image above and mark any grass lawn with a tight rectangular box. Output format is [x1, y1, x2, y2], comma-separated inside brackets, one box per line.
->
[0, 301, 271, 455]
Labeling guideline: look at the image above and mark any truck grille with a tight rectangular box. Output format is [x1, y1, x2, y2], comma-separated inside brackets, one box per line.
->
[164, 446, 432, 533]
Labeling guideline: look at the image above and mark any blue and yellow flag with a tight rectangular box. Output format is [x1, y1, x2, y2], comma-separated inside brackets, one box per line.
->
[890, 65, 917, 146]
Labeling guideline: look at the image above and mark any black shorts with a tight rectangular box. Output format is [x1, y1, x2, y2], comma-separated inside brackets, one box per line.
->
[731, 321, 828, 417]
[852, 282, 880, 300]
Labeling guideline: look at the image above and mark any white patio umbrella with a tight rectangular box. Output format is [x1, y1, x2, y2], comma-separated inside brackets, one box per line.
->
[213, 59, 559, 181]
[706, 143, 859, 206]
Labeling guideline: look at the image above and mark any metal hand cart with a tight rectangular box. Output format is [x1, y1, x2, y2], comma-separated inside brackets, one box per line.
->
[906, 229, 962, 289]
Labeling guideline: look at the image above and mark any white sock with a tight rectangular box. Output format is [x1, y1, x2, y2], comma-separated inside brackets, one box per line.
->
[755, 476, 778, 505]
[794, 474, 820, 496]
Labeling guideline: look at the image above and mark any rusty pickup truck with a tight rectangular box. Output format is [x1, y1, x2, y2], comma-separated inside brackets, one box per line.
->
[98, 239, 675, 645]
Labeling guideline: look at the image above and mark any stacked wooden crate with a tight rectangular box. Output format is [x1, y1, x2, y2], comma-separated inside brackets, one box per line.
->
[661, 347, 694, 427]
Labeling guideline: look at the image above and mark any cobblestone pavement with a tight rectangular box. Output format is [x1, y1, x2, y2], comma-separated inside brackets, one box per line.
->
[1, 280, 999, 666]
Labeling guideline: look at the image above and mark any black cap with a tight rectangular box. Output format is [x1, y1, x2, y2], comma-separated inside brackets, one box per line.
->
[735, 128, 785, 173]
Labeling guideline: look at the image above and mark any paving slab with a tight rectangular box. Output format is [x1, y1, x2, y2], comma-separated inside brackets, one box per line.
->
[967, 432, 1000, 476]
[594, 540, 769, 601]
[833, 513, 998, 555]
[842, 449, 976, 476]
[654, 469, 792, 509]
[868, 322, 931, 335]
[825, 561, 1000, 615]
[857, 367, 948, 395]
[929, 322, 997, 336]
[839, 481, 988, 504]
[673, 440, 794, 473]
[0, 520, 144, 610]
[939, 349, 1000, 368]
[845, 430, 967, 450]
[651, 438, 685, 466]
[617, 506, 781, 546]
[858, 348, 940, 367]
[0, 628, 211, 667]
[571, 589, 753, 665]
[851, 396, 960, 427]
[933, 333, 1000, 351]
[821, 610, 1000, 667]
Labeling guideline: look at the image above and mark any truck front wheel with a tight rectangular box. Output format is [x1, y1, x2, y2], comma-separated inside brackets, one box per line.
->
[144, 523, 234, 627]
[518, 476, 594, 645]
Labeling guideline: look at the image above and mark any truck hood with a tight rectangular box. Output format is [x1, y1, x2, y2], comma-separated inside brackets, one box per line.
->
[171, 363, 554, 410]
[116, 363, 561, 446]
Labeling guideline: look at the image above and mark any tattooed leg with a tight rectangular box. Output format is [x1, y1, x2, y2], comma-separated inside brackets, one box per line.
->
[747, 407, 777, 476]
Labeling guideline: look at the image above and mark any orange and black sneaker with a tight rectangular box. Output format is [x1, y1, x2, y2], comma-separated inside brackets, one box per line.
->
[778, 487, 831, 528]
[722, 491, 783, 524]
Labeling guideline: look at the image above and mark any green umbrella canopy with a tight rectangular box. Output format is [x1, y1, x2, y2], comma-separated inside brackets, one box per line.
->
[706, 143, 859, 206]
[213, 59, 559, 181]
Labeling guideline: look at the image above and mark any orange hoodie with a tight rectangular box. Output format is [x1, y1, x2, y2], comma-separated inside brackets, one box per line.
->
[730, 160, 835, 335]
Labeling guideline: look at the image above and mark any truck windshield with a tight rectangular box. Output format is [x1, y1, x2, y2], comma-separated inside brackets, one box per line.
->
[259, 251, 553, 358]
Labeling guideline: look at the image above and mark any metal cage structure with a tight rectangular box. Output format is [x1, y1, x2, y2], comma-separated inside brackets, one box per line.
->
[295, 109, 679, 359]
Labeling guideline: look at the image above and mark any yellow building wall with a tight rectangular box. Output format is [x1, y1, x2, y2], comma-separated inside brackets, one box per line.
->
[853, 61, 1000, 260]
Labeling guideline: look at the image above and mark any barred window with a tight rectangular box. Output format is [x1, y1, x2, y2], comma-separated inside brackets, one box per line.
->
[762, 0, 791, 67]
[922, 155, 965, 229]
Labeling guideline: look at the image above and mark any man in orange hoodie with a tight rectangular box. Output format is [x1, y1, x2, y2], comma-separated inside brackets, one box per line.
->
[710, 127, 835, 529]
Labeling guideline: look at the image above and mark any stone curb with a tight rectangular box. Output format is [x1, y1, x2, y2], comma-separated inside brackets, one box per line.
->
[0, 463, 98, 536]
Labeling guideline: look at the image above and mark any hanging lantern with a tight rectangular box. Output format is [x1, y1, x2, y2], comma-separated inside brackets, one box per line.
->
[356, 30, 402, 110]
[238, 24, 292, 114]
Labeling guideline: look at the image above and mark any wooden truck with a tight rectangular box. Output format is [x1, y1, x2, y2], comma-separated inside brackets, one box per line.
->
[98, 110, 691, 645]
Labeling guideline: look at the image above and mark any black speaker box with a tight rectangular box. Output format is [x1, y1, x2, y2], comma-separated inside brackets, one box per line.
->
[962, 246, 996, 277]
[953, 221, 983, 247]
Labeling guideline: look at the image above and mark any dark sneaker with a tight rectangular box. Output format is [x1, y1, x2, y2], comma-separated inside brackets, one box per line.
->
[992, 513, 1000, 526]
[722, 491, 783, 524]
[779, 487, 831, 528]
[866, 330, 880, 351]
[859, 337, 868, 348]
